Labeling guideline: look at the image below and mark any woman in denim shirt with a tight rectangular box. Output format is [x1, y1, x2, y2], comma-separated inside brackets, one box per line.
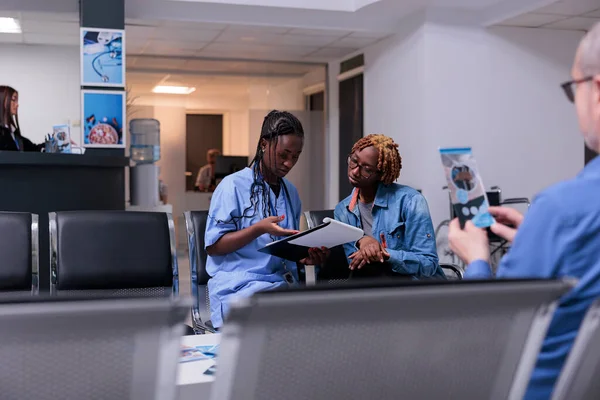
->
[334, 134, 445, 279]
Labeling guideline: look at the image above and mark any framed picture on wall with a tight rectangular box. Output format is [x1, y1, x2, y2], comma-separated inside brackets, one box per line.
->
[81, 90, 126, 148]
[80, 27, 125, 87]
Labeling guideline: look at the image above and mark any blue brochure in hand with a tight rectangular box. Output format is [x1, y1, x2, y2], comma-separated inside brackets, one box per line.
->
[439, 147, 495, 228]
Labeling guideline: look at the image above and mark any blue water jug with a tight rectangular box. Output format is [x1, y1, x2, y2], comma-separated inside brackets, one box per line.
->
[130, 119, 160, 164]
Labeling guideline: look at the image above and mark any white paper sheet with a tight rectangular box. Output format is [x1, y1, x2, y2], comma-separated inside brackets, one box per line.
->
[288, 218, 364, 248]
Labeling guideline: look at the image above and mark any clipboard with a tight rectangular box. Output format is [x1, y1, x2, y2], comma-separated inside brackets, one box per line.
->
[258, 218, 364, 262]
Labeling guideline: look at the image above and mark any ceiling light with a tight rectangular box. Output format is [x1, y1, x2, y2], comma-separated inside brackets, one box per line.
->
[0, 17, 21, 34]
[152, 85, 196, 95]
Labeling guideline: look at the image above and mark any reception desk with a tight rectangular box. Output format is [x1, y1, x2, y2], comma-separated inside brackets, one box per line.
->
[0, 152, 128, 292]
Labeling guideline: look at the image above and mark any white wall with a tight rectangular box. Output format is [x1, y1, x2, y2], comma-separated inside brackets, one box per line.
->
[325, 60, 340, 209]
[247, 78, 305, 156]
[359, 22, 584, 227]
[0, 44, 80, 145]
[132, 76, 307, 220]
[134, 94, 250, 157]
[364, 19, 427, 194]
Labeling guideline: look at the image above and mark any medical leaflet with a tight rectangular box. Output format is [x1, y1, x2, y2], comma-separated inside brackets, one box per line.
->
[439, 147, 495, 228]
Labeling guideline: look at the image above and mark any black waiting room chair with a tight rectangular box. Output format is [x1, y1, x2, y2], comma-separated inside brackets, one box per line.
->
[184, 210, 216, 334]
[49, 211, 178, 297]
[0, 212, 39, 294]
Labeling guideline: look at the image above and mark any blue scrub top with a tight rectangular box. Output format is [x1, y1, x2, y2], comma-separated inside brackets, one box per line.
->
[205, 167, 302, 328]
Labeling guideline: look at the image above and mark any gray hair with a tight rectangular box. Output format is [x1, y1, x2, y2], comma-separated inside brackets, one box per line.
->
[579, 21, 600, 76]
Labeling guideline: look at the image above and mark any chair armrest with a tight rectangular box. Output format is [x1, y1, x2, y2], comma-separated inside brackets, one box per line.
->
[501, 198, 530, 207]
[440, 263, 464, 280]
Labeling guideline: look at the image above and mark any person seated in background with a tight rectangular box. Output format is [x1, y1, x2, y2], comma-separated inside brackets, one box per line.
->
[335, 134, 444, 279]
[195, 148, 221, 192]
[0, 86, 43, 152]
[448, 22, 600, 399]
[205, 110, 329, 329]
[159, 178, 167, 204]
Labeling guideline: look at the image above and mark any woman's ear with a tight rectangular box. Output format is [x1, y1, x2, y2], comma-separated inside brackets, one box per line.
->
[260, 138, 268, 152]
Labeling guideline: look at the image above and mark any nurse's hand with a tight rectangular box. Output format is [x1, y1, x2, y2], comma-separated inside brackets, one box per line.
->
[299, 247, 330, 266]
[255, 215, 299, 237]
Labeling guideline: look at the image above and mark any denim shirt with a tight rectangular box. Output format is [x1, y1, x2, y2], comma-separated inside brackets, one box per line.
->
[334, 183, 444, 279]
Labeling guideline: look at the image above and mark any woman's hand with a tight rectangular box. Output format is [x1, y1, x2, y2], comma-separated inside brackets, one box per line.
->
[348, 236, 389, 270]
[357, 236, 386, 263]
[299, 247, 330, 266]
[254, 215, 299, 237]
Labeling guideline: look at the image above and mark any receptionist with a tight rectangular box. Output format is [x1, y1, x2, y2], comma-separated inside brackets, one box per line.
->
[0, 86, 43, 152]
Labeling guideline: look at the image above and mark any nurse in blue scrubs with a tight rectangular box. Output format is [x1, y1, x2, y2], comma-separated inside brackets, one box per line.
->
[205, 110, 329, 328]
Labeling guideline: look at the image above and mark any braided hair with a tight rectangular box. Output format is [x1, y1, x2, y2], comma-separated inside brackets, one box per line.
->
[219, 110, 304, 229]
[351, 134, 402, 185]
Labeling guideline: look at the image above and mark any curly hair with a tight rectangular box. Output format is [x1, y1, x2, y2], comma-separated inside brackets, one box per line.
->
[351, 134, 402, 185]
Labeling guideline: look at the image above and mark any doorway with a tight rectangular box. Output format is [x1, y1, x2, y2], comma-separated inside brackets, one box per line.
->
[338, 74, 364, 202]
[186, 114, 223, 192]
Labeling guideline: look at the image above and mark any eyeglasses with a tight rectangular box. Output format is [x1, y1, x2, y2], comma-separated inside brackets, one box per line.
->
[347, 155, 378, 179]
[561, 76, 593, 103]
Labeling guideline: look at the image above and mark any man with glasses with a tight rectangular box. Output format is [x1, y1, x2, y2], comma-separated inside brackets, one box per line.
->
[448, 22, 600, 399]
[334, 134, 444, 279]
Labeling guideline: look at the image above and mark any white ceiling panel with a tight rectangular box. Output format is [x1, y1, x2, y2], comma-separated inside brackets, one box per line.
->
[133, 57, 189, 69]
[166, 0, 382, 13]
[331, 35, 379, 48]
[499, 12, 567, 27]
[23, 33, 78, 46]
[151, 27, 222, 42]
[198, 50, 307, 62]
[200, 42, 316, 55]
[20, 20, 79, 35]
[142, 44, 203, 56]
[278, 34, 340, 47]
[347, 30, 390, 38]
[125, 18, 163, 26]
[287, 27, 352, 37]
[0, 11, 21, 19]
[535, 0, 600, 16]
[22, 11, 79, 22]
[584, 9, 600, 18]
[0, 33, 22, 43]
[160, 20, 229, 30]
[125, 25, 157, 39]
[150, 39, 209, 50]
[183, 59, 239, 70]
[305, 47, 355, 58]
[128, 72, 168, 82]
[127, 43, 148, 54]
[226, 24, 292, 34]
[214, 31, 281, 44]
[126, 56, 139, 66]
[543, 16, 599, 30]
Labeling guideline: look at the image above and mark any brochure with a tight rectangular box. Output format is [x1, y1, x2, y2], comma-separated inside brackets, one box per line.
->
[439, 147, 495, 228]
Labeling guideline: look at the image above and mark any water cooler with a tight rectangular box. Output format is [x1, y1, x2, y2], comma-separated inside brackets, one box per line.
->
[129, 119, 161, 207]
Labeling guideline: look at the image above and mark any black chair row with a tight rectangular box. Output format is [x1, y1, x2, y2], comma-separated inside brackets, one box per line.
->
[0, 211, 178, 296]
[0, 209, 462, 335]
